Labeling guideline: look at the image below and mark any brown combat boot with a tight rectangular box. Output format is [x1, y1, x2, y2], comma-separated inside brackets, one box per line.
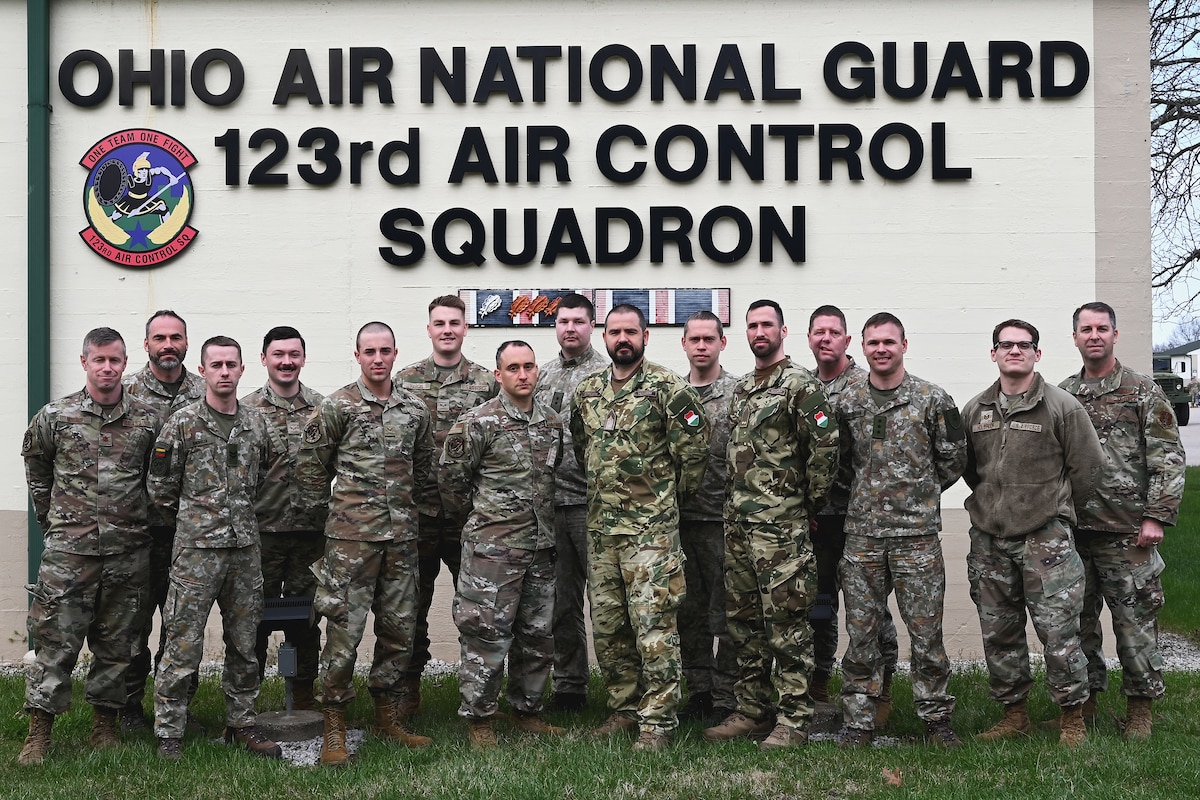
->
[810, 671, 831, 704]
[510, 712, 566, 737]
[702, 711, 773, 742]
[975, 700, 1032, 741]
[875, 666, 895, 728]
[1082, 694, 1098, 725]
[1058, 704, 1086, 747]
[468, 718, 497, 751]
[320, 705, 351, 767]
[396, 676, 422, 719]
[292, 681, 318, 712]
[225, 725, 283, 759]
[590, 712, 639, 738]
[760, 723, 809, 750]
[373, 695, 432, 748]
[631, 730, 672, 752]
[17, 709, 54, 766]
[1123, 697, 1153, 740]
[89, 707, 120, 750]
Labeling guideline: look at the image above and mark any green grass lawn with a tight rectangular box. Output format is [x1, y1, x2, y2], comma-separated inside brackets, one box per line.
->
[1159, 467, 1200, 640]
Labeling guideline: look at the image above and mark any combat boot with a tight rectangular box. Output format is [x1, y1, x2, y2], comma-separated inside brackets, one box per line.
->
[975, 700, 1031, 741]
[631, 730, 672, 752]
[702, 711, 774, 742]
[224, 725, 283, 759]
[1058, 704, 1086, 747]
[468, 718, 497, 751]
[320, 705, 351, 767]
[875, 666, 895, 728]
[510, 712, 566, 737]
[396, 676, 422, 719]
[678, 690, 714, 721]
[17, 709, 54, 766]
[373, 695, 432, 748]
[292, 680, 318, 712]
[810, 671, 831, 704]
[1123, 697, 1153, 740]
[118, 702, 150, 734]
[89, 706, 121, 750]
[760, 723, 809, 750]
[1082, 694, 1098, 725]
[925, 718, 963, 749]
[590, 712, 638, 738]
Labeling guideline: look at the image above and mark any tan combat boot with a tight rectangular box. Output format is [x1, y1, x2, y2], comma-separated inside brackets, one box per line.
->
[875, 666, 895, 728]
[468, 718, 497, 751]
[510, 712, 566, 737]
[975, 700, 1032, 741]
[17, 709, 54, 766]
[1123, 697, 1153, 740]
[373, 695, 432, 748]
[1058, 704, 1086, 747]
[396, 676, 422, 719]
[702, 712, 773, 742]
[320, 705, 351, 767]
[89, 706, 120, 750]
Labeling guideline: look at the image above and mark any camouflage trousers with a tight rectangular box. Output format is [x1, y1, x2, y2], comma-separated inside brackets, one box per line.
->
[812, 514, 899, 677]
[724, 519, 815, 731]
[678, 519, 736, 708]
[1075, 530, 1166, 699]
[126, 525, 174, 707]
[315, 537, 418, 706]
[26, 548, 147, 714]
[552, 505, 590, 696]
[839, 533, 954, 729]
[255, 531, 323, 685]
[966, 520, 1088, 707]
[154, 543, 264, 738]
[454, 541, 556, 720]
[409, 512, 462, 682]
[587, 528, 685, 735]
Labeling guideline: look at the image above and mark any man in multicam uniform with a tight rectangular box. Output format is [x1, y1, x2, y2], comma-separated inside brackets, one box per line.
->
[441, 340, 566, 749]
[149, 336, 282, 760]
[121, 310, 206, 731]
[805, 306, 899, 716]
[963, 319, 1104, 748]
[242, 326, 326, 709]
[395, 295, 499, 716]
[18, 328, 161, 766]
[571, 303, 709, 752]
[676, 311, 738, 723]
[298, 322, 435, 767]
[1060, 302, 1185, 739]
[834, 312, 965, 749]
[534, 292, 608, 713]
[703, 299, 838, 751]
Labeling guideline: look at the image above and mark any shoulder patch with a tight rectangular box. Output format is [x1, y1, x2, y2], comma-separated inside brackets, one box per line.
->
[303, 420, 323, 444]
[813, 409, 830, 428]
[21, 430, 33, 455]
[150, 443, 171, 476]
[446, 433, 467, 459]
[683, 410, 702, 427]
[944, 407, 965, 441]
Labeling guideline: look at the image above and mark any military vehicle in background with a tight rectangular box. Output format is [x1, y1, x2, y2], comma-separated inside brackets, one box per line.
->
[1152, 356, 1190, 426]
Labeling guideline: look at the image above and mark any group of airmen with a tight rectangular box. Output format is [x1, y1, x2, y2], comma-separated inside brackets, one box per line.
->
[16, 294, 1183, 766]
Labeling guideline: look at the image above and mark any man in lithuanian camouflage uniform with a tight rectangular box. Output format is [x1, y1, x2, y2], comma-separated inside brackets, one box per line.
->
[703, 300, 838, 751]
[834, 312, 965, 749]
[442, 340, 566, 749]
[1060, 302, 1184, 738]
[963, 319, 1104, 748]
[298, 322, 435, 767]
[149, 336, 281, 760]
[535, 292, 607, 713]
[676, 311, 738, 723]
[121, 310, 206, 731]
[18, 328, 161, 766]
[242, 326, 326, 709]
[571, 303, 709, 752]
[395, 295, 498, 716]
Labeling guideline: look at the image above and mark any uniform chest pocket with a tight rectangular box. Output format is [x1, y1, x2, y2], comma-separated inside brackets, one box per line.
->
[118, 427, 154, 470]
[742, 395, 789, 445]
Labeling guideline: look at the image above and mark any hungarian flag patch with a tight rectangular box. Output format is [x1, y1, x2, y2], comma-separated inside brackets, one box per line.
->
[683, 410, 701, 427]
[814, 410, 829, 428]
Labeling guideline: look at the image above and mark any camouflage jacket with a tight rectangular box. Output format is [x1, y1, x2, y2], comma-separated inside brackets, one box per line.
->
[395, 356, 499, 516]
[241, 382, 328, 533]
[296, 378, 434, 543]
[571, 360, 709, 536]
[726, 357, 839, 526]
[962, 372, 1103, 538]
[147, 400, 271, 549]
[680, 368, 739, 522]
[838, 371, 965, 538]
[534, 344, 608, 507]
[1059, 361, 1185, 532]
[440, 393, 563, 550]
[22, 388, 161, 556]
[816, 358, 868, 517]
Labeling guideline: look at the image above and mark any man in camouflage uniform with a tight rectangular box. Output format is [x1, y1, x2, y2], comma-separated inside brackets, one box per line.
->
[395, 295, 498, 715]
[441, 341, 566, 749]
[1060, 302, 1185, 738]
[18, 328, 161, 766]
[242, 326, 326, 709]
[298, 322, 436, 767]
[963, 319, 1104, 747]
[676, 311, 738, 723]
[121, 310, 206, 730]
[571, 303, 709, 752]
[149, 336, 282, 760]
[805, 305, 899, 714]
[704, 300, 838, 751]
[535, 292, 608, 713]
[834, 312, 965, 749]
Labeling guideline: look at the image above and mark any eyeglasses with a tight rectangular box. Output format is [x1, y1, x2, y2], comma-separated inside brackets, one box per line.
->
[993, 341, 1036, 352]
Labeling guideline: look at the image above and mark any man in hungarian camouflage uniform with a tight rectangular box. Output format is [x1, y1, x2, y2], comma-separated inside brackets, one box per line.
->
[395, 295, 498, 716]
[963, 319, 1104, 748]
[242, 326, 326, 709]
[149, 336, 282, 760]
[442, 341, 566, 749]
[534, 292, 608, 713]
[703, 300, 838, 751]
[834, 312, 965, 749]
[676, 311, 738, 723]
[18, 328, 161, 766]
[1060, 302, 1185, 738]
[121, 310, 206, 730]
[806, 305, 899, 715]
[571, 303, 709, 752]
[298, 322, 436, 766]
